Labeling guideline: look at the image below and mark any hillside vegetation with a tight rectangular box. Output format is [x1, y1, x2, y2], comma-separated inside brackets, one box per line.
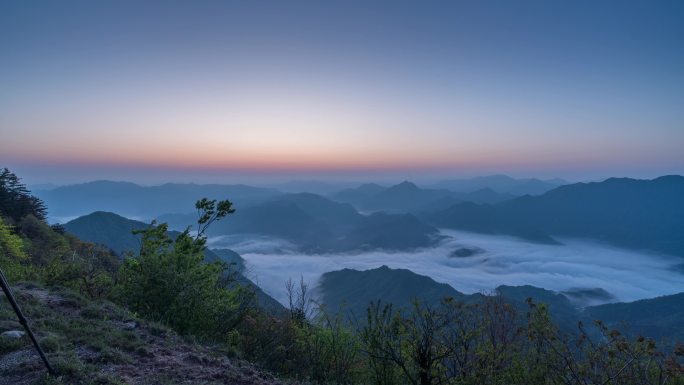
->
[2, 168, 684, 385]
[0, 284, 286, 385]
[319, 266, 684, 344]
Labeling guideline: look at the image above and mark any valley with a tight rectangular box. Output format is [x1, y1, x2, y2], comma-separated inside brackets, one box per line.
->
[46, 175, 684, 346]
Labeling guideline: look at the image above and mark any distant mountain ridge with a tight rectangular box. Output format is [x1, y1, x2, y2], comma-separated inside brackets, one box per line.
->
[160, 192, 440, 252]
[423, 175, 684, 256]
[330, 181, 515, 213]
[265, 180, 360, 195]
[36, 180, 282, 220]
[428, 175, 566, 195]
[35, 176, 551, 220]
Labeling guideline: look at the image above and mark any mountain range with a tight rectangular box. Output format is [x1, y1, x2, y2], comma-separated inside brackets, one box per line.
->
[56, 174, 684, 344]
[427, 175, 567, 195]
[330, 181, 515, 213]
[36, 180, 281, 219]
[36, 176, 551, 222]
[319, 266, 684, 344]
[54, 175, 684, 256]
[159, 192, 441, 252]
[423, 175, 684, 256]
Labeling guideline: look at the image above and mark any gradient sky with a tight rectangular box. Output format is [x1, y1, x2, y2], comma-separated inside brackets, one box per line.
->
[1, 0, 683, 184]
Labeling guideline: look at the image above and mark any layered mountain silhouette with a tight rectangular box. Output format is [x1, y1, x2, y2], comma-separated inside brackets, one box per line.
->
[328, 183, 386, 204]
[160, 193, 440, 252]
[36, 180, 281, 219]
[428, 175, 566, 195]
[37, 177, 542, 220]
[330, 181, 514, 213]
[58, 174, 684, 343]
[266, 180, 359, 195]
[423, 175, 684, 256]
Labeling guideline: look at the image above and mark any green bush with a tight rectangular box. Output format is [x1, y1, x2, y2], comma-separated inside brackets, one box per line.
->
[0, 216, 29, 281]
[115, 199, 253, 339]
[0, 333, 27, 354]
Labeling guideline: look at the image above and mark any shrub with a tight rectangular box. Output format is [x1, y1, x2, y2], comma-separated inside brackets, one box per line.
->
[115, 199, 252, 339]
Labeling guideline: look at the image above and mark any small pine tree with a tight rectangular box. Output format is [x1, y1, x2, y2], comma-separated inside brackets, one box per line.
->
[0, 168, 47, 223]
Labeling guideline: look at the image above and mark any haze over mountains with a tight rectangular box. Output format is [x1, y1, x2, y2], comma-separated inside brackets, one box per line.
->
[331, 181, 516, 213]
[46, 173, 684, 343]
[35, 181, 281, 220]
[34, 175, 563, 221]
[424, 175, 684, 256]
[158, 193, 441, 253]
[428, 175, 566, 195]
[39, 175, 564, 253]
[46, 175, 684, 257]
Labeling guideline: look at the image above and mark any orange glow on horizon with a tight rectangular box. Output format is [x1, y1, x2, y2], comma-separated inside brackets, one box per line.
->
[5, 142, 647, 174]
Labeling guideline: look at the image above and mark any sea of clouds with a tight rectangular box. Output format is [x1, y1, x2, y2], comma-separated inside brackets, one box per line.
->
[208, 230, 684, 307]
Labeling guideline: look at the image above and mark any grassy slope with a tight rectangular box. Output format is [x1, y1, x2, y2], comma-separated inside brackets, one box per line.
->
[0, 283, 290, 385]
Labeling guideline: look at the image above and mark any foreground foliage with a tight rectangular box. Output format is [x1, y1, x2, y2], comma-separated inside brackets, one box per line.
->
[0, 284, 287, 385]
[116, 221, 253, 338]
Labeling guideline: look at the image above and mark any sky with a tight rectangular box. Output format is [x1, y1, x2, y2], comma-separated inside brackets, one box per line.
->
[1, 0, 683, 184]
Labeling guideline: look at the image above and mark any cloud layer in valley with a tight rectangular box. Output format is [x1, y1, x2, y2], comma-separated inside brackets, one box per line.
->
[208, 230, 684, 307]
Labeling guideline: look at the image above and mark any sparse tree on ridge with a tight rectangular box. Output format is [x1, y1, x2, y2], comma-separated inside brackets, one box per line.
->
[0, 168, 47, 223]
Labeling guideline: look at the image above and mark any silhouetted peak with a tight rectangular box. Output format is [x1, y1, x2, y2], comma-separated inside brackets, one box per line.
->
[283, 192, 324, 200]
[474, 175, 516, 182]
[81, 211, 126, 218]
[389, 181, 420, 191]
[653, 175, 684, 184]
[358, 183, 385, 190]
[82, 180, 140, 187]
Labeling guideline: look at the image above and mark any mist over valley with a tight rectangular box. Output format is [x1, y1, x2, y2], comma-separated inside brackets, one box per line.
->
[54, 175, 684, 317]
[214, 229, 684, 308]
